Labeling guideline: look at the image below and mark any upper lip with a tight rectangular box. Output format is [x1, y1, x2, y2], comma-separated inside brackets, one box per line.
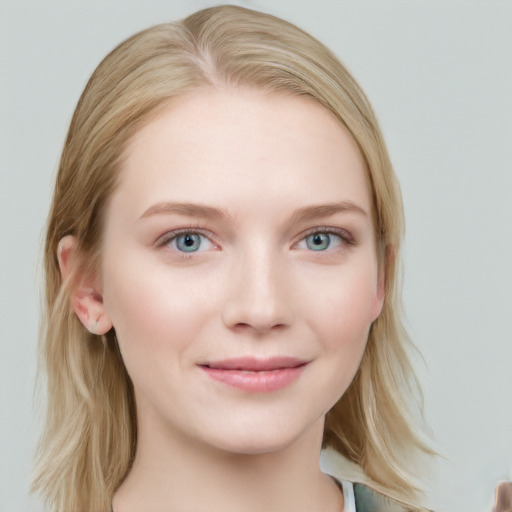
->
[199, 356, 308, 371]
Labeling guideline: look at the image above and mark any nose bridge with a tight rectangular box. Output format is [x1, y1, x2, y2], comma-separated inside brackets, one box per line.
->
[222, 242, 291, 332]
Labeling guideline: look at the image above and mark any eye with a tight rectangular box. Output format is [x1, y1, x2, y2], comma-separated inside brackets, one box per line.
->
[305, 233, 334, 251]
[295, 229, 351, 252]
[158, 231, 216, 253]
[173, 233, 204, 252]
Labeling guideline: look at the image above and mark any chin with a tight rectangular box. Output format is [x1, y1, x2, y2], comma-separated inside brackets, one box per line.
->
[213, 436, 297, 457]
[202, 418, 321, 457]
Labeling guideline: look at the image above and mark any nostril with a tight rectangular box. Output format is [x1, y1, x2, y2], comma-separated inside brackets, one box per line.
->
[220, 271, 292, 333]
[231, 321, 288, 334]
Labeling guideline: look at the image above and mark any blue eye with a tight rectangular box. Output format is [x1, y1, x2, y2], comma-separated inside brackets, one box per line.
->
[295, 230, 349, 252]
[305, 233, 333, 251]
[157, 229, 217, 255]
[171, 233, 208, 252]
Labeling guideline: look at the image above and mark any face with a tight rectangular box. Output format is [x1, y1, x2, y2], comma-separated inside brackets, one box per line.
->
[98, 88, 384, 455]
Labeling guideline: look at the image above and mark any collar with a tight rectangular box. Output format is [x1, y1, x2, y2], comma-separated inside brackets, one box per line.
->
[353, 483, 424, 512]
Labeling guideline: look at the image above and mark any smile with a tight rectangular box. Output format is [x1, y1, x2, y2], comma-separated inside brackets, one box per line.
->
[198, 357, 308, 393]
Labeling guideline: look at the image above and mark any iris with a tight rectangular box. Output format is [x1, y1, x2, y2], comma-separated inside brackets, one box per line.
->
[305, 233, 331, 251]
[175, 233, 202, 252]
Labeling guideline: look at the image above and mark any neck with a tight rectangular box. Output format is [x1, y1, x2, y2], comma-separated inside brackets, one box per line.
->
[112, 413, 343, 512]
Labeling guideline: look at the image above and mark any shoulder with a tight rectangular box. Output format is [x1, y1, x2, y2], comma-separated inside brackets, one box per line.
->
[353, 483, 432, 512]
[321, 449, 432, 512]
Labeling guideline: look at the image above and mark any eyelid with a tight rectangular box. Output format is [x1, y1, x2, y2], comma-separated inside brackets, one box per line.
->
[154, 227, 220, 249]
[153, 225, 355, 250]
[293, 226, 356, 248]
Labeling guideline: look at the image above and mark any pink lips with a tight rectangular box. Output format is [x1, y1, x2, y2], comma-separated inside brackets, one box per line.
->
[199, 357, 308, 393]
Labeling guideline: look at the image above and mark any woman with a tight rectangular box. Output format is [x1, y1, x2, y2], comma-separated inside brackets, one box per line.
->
[33, 5, 432, 511]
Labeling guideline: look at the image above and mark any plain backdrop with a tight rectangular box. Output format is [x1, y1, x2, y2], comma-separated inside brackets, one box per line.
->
[1, 1, 511, 511]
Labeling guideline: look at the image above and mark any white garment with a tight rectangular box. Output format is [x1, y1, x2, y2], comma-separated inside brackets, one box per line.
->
[340, 479, 356, 512]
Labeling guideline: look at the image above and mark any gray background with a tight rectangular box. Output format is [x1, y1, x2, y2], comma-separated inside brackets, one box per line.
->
[1, 1, 511, 510]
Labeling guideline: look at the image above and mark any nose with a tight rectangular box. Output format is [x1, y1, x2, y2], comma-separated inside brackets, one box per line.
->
[221, 250, 292, 335]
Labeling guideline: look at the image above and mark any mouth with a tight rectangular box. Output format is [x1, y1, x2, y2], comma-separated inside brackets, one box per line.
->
[198, 357, 308, 392]
[201, 356, 308, 372]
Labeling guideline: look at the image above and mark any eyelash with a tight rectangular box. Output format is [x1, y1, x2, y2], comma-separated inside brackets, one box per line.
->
[155, 228, 217, 250]
[296, 227, 355, 247]
[154, 226, 356, 254]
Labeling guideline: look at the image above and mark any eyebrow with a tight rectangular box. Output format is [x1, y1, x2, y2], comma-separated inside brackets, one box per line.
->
[289, 201, 369, 224]
[139, 202, 228, 221]
[139, 200, 368, 223]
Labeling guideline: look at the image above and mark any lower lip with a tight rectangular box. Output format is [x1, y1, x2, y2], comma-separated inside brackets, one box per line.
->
[199, 365, 306, 392]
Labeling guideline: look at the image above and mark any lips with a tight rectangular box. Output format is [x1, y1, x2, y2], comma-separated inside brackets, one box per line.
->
[198, 357, 308, 392]
[201, 356, 307, 371]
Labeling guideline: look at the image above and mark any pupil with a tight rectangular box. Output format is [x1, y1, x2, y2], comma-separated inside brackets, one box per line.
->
[184, 235, 195, 246]
[313, 234, 323, 245]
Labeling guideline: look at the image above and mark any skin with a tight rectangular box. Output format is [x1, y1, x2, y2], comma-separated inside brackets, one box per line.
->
[60, 87, 384, 512]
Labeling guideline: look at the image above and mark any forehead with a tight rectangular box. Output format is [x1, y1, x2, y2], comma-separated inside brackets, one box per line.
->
[112, 87, 371, 221]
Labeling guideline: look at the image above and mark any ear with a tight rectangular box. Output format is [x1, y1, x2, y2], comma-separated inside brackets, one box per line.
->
[57, 235, 112, 335]
[370, 245, 388, 322]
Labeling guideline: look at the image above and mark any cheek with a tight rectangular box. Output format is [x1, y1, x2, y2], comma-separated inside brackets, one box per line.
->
[304, 265, 379, 346]
[101, 260, 207, 370]
[292, 266, 378, 416]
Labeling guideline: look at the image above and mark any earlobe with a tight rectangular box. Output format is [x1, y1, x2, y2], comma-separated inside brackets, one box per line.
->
[57, 235, 113, 335]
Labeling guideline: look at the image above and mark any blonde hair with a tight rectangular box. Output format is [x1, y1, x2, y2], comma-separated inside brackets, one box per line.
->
[34, 5, 432, 511]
